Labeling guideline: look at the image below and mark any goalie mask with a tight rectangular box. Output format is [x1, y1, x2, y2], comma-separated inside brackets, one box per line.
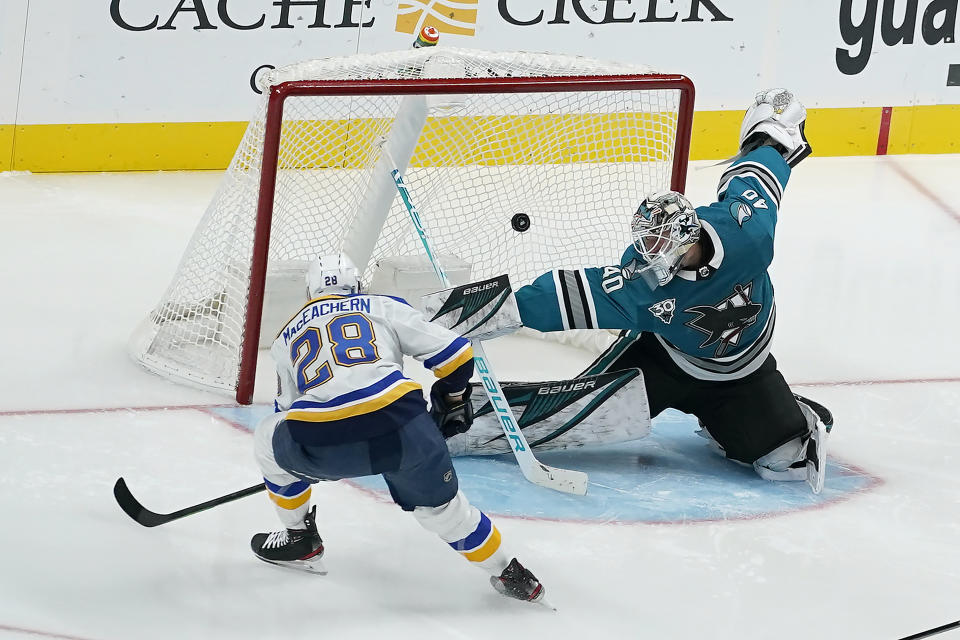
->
[306, 254, 360, 298]
[631, 191, 701, 289]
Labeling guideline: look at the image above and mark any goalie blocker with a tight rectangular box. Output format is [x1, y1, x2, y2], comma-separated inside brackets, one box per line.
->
[421, 274, 522, 341]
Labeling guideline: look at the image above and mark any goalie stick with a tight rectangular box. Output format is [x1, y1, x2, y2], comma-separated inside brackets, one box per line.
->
[380, 141, 589, 495]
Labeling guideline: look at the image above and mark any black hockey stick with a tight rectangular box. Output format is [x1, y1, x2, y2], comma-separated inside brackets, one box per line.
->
[897, 620, 960, 640]
[113, 477, 265, 527]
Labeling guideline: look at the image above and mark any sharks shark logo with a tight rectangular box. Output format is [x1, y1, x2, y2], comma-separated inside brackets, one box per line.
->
[729, 201, 753, 226]
[684, 282, 763, 357]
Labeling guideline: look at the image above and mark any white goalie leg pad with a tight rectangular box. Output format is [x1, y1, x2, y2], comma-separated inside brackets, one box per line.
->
[753, 401, 827, 493]
[413, 491, 510, 575]
[254, 412, 312, 529]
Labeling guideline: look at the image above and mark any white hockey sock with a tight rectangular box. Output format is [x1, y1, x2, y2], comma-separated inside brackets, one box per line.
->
[253, 412, 313, 529]
[413, 491, 511, 575]
[266, 482, 312, 529]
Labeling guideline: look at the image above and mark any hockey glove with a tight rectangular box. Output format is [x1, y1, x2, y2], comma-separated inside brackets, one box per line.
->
[739, 88, 812, 167]
[430, 383, 474, 439]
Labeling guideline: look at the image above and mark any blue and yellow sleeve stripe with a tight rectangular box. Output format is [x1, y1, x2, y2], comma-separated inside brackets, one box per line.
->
[264, 478, 312, 510]
[449, 512, 502, 563]
[425, 337, 473, 379]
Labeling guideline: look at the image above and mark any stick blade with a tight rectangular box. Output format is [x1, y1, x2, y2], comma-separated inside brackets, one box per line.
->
[113, 478, 169, 527]
[523, 464, 589, 496]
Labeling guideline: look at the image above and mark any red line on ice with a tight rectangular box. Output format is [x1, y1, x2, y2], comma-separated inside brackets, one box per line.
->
[1, 377, 959, 417]
[0, 403, 236, 418]
[0, 623, 99, 640]
[791, 376, 960, 387]
[889, 160, 960, 225]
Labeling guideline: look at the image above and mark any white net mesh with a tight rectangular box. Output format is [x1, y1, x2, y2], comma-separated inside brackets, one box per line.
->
[130, 47, 690, 398]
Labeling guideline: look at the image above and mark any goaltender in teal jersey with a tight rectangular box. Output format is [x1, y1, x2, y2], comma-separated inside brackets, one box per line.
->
[516, 89, 833, 494]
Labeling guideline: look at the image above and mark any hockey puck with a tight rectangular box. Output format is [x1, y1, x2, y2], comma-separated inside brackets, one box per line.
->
[511, 213, 531, 233]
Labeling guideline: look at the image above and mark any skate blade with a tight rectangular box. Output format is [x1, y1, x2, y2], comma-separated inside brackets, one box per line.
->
[257, 555, 328, 575]
[503, 583, 555, 610]
[527, 585, 556, 611]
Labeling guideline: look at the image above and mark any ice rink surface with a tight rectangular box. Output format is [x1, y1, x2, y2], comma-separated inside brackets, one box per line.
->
[1, 154, 958, 640]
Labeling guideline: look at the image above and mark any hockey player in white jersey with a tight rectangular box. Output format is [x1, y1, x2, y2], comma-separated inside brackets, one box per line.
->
[251, 254, 545, 604]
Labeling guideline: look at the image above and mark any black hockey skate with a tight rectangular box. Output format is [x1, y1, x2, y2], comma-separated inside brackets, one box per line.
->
[251, 506, 326, 574]
[490, 558, 546, 604]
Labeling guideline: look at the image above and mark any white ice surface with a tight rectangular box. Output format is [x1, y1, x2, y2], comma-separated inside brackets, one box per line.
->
[1, 156, 959, 640]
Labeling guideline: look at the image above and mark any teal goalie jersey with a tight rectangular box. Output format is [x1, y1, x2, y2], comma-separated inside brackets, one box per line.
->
[516, 145, 791, 382]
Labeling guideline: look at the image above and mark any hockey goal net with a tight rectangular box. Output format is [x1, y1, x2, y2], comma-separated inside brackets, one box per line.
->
[130, 48, 694, 403]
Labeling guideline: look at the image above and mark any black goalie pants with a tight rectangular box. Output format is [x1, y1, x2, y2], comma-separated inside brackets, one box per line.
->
[584, 331, 809, 464]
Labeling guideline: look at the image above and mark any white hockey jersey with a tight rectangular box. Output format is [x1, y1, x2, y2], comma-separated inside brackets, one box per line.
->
[271, 293, 473, 446]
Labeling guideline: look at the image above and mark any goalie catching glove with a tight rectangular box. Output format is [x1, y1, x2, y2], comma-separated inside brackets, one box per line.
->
[430, 382, 474, 439]
[739, 88, 811, 167]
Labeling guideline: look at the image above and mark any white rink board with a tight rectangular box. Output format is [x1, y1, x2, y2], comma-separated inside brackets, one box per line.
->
[2, 0, 959, 126]
[0, 0, 28, 124]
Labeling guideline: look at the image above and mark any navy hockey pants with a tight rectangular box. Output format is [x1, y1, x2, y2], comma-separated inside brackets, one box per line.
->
[272, 412, 459, 511]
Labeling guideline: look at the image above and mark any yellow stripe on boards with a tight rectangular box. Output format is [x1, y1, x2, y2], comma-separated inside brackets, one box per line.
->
[12, 122, 246, 172]
[887, 105, 960, 154]
[268, 487, 312, 510]
[285, 380, 422, 422]
[418, 113, 680, 166]
[277, 113, 680, 170]
[0, 125, 13, 171]
[462, 526, 502, 563]
[8, 106, 959, 173]
[688, 109, 743, 161]
[806, 107, 882, 157]
[688, 107, 884, 160]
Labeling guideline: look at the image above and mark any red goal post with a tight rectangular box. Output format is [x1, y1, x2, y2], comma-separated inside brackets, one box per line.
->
[130, 50, 695, 404]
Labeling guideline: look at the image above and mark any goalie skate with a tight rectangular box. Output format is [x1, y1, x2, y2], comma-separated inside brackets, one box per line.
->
[794, 393, 834, 433]
[804, 416, 827, 494]
[794, 394, 833, 494]
[250, 506, 326, 574]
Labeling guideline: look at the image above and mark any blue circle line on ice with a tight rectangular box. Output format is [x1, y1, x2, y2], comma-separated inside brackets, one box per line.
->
[214, 405, 880, 524]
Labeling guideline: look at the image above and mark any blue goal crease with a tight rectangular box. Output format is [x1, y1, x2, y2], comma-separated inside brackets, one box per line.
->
[211, 405, 877, 524]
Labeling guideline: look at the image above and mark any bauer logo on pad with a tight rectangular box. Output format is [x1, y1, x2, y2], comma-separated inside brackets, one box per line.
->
[395, 0, 479, 37]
